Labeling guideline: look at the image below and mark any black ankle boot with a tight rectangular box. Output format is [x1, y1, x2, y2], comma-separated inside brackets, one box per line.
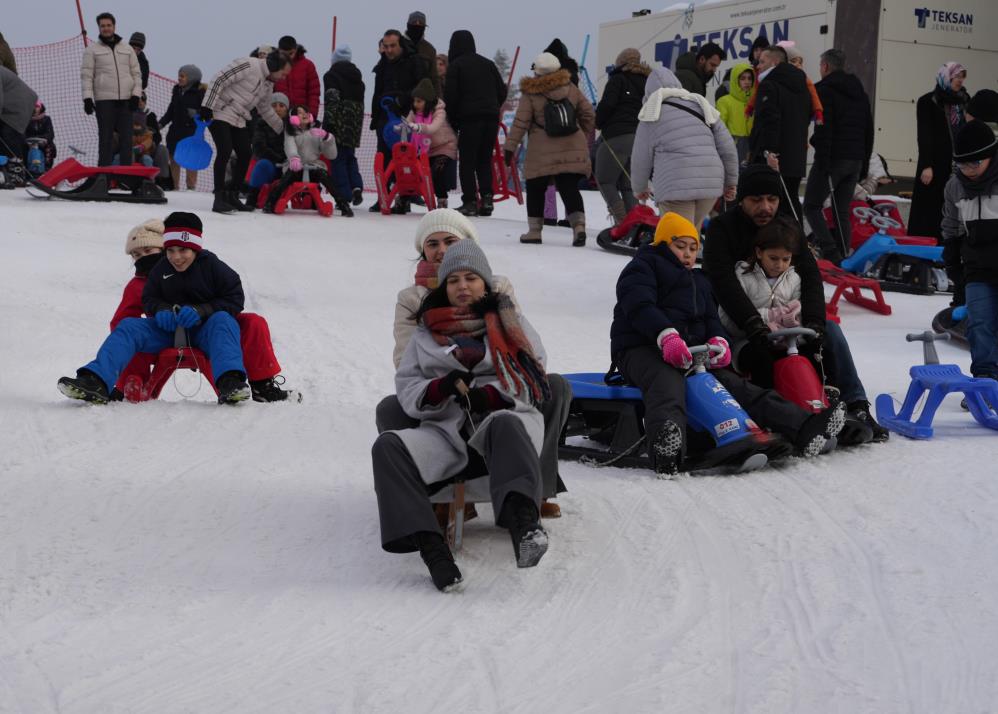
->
[500, 493, 548, 568]
[416, 532, 462, 591]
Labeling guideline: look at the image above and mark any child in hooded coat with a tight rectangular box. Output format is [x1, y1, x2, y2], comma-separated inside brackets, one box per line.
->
[716, 62, 754, 165]
[404, 78, 457, 206]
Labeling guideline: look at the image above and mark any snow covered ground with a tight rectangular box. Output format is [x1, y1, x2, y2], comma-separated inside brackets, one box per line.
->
[2, 186, 997, 714]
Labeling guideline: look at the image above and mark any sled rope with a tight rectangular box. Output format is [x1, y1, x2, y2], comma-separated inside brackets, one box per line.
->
[171, 326, 205, 400]
[580, 435, 647, 468]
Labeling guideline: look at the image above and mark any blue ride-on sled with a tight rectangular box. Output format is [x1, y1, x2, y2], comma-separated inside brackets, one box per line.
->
[875, 331, 998, 439]
[559, 345, 792, 474]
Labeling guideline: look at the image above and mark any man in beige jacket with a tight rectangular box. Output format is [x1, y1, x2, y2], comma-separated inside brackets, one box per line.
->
[80, 12, 142, 166]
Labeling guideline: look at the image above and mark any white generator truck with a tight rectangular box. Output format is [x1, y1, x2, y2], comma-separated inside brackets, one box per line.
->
[597, 0, 998, 179]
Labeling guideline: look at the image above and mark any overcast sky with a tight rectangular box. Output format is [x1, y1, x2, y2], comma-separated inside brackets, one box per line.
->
[4, 0, 661, 85]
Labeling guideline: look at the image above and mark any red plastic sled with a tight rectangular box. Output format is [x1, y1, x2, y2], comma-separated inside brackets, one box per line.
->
[29, 158, 166, 203]
[373, 140, 436, 215]
[492, 123, 523, 204]
[818, 258, 892, 320]
[124, 347, 217, 402]
[258, 181, 333, 216]
[824, 200, 937, 251]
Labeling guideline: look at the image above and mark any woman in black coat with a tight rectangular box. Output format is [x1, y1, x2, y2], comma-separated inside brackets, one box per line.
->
[160, 64, 205, 190]
[908, 62, 969, 239]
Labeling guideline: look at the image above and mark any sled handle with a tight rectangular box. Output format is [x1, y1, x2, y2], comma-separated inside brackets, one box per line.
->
[906, 330, 949, 365]
[689, 344, 724, 356]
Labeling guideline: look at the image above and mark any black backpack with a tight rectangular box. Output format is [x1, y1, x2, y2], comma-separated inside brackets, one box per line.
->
[541, 94, 578, 137]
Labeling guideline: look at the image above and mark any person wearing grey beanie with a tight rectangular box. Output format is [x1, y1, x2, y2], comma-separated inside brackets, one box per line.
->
[161, 64, 206, 190]
[372, 240, 554, 590]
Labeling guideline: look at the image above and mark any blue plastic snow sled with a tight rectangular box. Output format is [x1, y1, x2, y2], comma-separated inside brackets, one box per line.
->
[840, 231, 949, 295]
[380, 97, 405, 152]
[559, 345, 790, 473]
[174, 118, 213, 171]
[875, 331, 998, 439]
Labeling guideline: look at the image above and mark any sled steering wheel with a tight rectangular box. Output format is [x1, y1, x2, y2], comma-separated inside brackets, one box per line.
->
[871, 215, 903, 231]
[853, 205, 879, 222]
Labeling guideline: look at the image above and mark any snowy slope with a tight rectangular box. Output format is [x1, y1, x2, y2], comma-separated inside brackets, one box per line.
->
[2, 187, 997, 714]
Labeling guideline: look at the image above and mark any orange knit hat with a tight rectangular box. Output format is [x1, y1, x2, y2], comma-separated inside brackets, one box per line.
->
[652, 212, 699, 246]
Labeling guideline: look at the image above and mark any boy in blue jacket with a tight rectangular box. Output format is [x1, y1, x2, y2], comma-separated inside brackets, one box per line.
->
[58, 211, 251, 405]
[610, 212, 845, 475]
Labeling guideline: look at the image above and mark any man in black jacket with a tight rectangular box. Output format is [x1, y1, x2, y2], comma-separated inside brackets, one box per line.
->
[749, 46, 812, 221]
[370, 29, 426, 211]
[444, 30, 507, 217]
[58, 212, 252, 405]
[802, 49, 874, 263]
[674, 42, 725, 97]
[129, 32, 149, 90]
[703, 166, 888, 442]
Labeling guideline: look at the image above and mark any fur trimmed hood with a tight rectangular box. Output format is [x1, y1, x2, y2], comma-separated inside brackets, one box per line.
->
[520, 69, 571, 94]
[616, 62, 651, 77]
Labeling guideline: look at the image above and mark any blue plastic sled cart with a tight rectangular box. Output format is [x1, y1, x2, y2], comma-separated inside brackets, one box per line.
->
[875, 331, 998, 439]
[174, 118, 213, 171]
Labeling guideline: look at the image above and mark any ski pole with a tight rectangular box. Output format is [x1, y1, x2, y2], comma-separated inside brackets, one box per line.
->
[827, 174, 849, 258]
[778, 172, 803, 226]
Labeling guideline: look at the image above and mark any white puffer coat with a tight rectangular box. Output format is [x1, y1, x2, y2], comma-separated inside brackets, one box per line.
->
[203, 58, 283, 131]
[283, 128, 337, 170]
[80, 35, 141, 101]
[719, 261, 801, 337]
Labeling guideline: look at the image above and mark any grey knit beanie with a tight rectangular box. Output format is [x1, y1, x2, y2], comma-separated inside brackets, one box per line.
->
[271, 92, 290, 107]
[438, 239, 493, 291]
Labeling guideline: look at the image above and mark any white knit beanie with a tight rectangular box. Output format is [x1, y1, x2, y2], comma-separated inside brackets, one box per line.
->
[413, 208, 479, 254]
[532, 52, 561, 76]
[124, 218, 165, 255]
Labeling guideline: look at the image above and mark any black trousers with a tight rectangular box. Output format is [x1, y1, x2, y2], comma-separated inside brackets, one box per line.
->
[525, 174, 585, 217]
[618, 345, 810, 455]
[430, 155, 456, 199]
[95, 99, 132, 167]
[0, 120, 26, 160]
[209, 121, 251, 195]
[457, 118, 496, 204]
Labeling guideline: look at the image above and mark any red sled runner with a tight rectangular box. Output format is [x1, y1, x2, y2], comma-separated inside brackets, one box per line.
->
[818, 258, 893, 321]
[492, 123, 523, 205]
[28, 158, 166, 204]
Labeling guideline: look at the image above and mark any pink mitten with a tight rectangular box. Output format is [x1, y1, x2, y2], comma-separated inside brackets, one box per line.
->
[706, 336, 731, 369]
[660, 330, 693, 369]
[288, 156, 302, 172]
[289, 115, 301, 127]
[766, 300, 801, 331]
[309, 127, 327, 138]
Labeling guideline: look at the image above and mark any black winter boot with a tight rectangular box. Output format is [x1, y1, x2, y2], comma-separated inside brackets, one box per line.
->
[416, 532, 463, 592]
[245, 187, 261, 210]
[250, 375, 303, 403]
[216, 370, 251, 405]
[795, 402, 846, 457]
[390, 197, 411, 214]
[847, 400, 889, 443]
[57, 369, 110, 404]
[478, 197, 494, 217]
[651, 420, 683, 477]
[228, 190, 254, 212]
[335, 199, 355, 217]
[352, 187, 364, 206]
[501, 493, 548, 568]
[212, 191, 237, 214]
[456, 201, 478, 217]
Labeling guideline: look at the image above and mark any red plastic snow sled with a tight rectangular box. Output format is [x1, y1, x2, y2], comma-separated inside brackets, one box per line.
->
[28, 158, 166, 203]
[373, 121, 436, 215]
[596, 205, 660, 255]
[492, 123, 523, 205]
[257, 180, 333, 216]
[122, 346, 218, 402]
[818, 258, 892, 320]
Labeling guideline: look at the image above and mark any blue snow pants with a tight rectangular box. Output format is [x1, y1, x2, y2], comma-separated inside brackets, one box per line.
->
[82, 312, 245, 391]
[966, 282, 998, 380]
[249, 159, 280, 188]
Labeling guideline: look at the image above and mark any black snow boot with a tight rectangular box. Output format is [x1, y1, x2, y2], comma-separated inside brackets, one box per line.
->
[216, 370, 251, 405]
[250, 375, 302, 403]
[651, 420, 683, 477]
[352, 187, 364, 206]
[57, 369, 110, 404]
[417, 532, 463, 592]
[794, 402, 846, 457]
[212, 191, 237, 214]
[335, 199, 355, 217]
[501, 492, 548, 568]
[478, 197, 494, 217]
[456, 201, 478, 217]
[245, 187, 261, 211]
[368, 201, 382, 212]
[847, 400, 890, 443]
[390, 197, 411, 214]
[228, 190, 254, 212]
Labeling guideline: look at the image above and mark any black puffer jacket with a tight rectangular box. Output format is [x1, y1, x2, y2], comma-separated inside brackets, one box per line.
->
[674, 50, 708, 96]
[443, 30, 507, 127]
[251, 117, 285, 164]
[749, 63, 812, 178]
[702, 206, 825, 330]
[595, 65, 649, 139]
[544, 38, 579, 87]
[323, 60, 365, 147]
[160, 83, 205, 152]
[611, 242, 726, 358]
[142, 250, 244, 318]
[371, 47, 426, 125]
[810, 70, 873, 171]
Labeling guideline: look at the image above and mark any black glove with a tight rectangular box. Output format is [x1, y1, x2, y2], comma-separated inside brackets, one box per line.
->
[463, 387, 494, 413]
[804, 321, 826, 349]
[129, 96, 140, 111]
[745, 315, 773, 350]
[438, 369, 474, 399]
[503, 149, 514, 166]
[198, 106, 213, 122]
[83, 98, 95, 115]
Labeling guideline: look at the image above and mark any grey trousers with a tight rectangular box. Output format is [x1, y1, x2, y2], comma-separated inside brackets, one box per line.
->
[372, 413, 542, 552]
[374, 373, 570, 498]
[594, 134, 638, 214]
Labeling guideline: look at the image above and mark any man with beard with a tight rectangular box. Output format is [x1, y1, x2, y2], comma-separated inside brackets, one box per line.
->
[703, 165, 888, 443]
[403, 12, 439, 95]
[749, 46, 811, 221]
[674, 42, 725, 97]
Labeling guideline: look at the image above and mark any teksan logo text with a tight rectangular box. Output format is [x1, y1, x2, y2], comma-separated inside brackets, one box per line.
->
[914, 8, 974, 33]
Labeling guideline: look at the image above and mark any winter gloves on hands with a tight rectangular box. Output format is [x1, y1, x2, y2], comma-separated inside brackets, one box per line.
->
[198, 106, 213, 122]
[309, 127, 328, 139]
[745, 315, 775, 352]
[803, 321, 826, 349]
[288, 157, 303, 172]
[660, 329, 693, 370]
[707, 336, 731, 368]
[129, 96, 140, 111]
[154, 309, 177, 331]
[83, 98, 95, 115]
[766, 300, 801, 332]
[426, 370, 510, 414]
[176, 306, 201, 329]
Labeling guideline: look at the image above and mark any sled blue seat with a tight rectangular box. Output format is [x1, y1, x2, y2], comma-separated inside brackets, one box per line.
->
[875, 332, 998, 439]
[563, 372, 641, 401]
[840, 232, 942, 275]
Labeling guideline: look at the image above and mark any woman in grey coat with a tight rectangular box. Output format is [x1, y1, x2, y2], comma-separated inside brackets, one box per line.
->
[372, 240, 552, 591]
[631, 66, 738, 230]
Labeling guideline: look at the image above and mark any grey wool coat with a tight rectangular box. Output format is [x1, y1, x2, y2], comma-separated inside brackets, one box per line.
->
[391, 318, 546, 485]
[283, 128, 337, 170]
[630, 67, 738, 202]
